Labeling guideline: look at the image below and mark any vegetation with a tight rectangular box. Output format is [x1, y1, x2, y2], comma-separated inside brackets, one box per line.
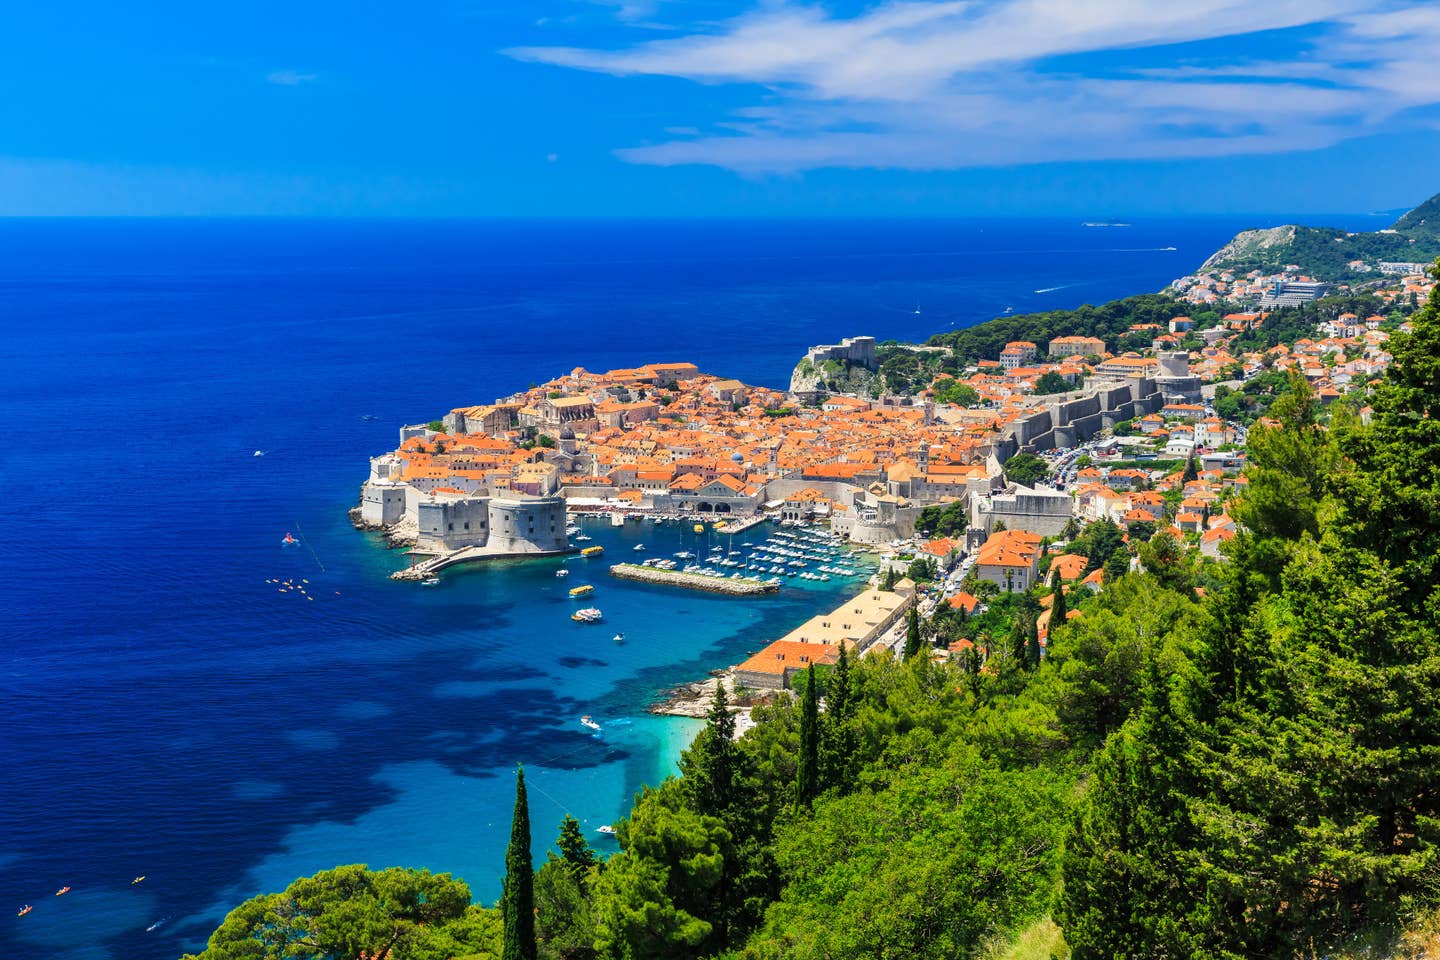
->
[504, 768, 537, 960]
[427, 420, 445, 432]
[182, 865, 500, 960]
[1032, 371, 1073, 395]
[925, 293, 1182, 364]
[932, 375, 981, 407]
[1003, 452, 1050, 487]
[917, 500, 968, 538]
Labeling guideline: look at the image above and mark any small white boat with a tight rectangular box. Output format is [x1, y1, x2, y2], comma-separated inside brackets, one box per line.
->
[421, 577, 441, 587]
[613, 633, 625, 642]
[253, 450, 265, 457]
[574, 534, 592, 542]
[633, 544, 645, 552]
[581, 715, 601, 732]
[572, 607, 603, 623]
[556, 569, 569, 578]
[596, 824, 617, 835]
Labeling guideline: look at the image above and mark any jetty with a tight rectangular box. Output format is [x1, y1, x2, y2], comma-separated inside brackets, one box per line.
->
[609, 563, 779, 595]
[392, 544, 575, 581]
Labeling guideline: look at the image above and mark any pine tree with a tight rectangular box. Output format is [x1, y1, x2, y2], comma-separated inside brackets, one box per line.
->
[503, 766, 536, 960]
[555, 814, 596, 881]
[681, 681, 738, 818]
[903, 607, 922, 659]
[795, 663, 820, 808]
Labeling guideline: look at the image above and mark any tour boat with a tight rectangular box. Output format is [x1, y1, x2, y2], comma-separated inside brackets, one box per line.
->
[580, 546, 604, 557]
[596, 825, 617, 835]
[17, 905, 32, 918]
[569, 584, 595, 598]
[55, 887, 70, 896]
[693, 524, 705, 534]
[572, 607, 603, 623]
[581, 715, 601, 732]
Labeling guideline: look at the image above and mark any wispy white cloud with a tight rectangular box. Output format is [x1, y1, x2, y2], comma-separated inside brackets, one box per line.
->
[507, 0, 1440, 173]
[266, 69, 318, 86]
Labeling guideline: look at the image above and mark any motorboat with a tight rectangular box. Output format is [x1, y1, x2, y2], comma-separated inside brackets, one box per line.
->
[580, 546, 605, 557]
[421, 578, 441, 587]
[633, 544, 645, 552]
[569, 584, 595, 598]
[572, 607, 603, 623]
[55, 887, 70, 896]
[581, 715, 601, 732]
[574, 534, 592, 542]
[596, 824, 617, 835]
[613, 633, 625, 642]
[556, 569, 570, 578]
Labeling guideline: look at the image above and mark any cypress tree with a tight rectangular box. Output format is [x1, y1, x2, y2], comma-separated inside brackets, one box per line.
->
[1026, 610, 1043, 669]
[796, 663, 820, 808]
[903, 607, 922, 659]
[822, 644, 857, 792]
[1182, 453, 1198, 483]
[503, 766, 536, 960]
[1049, 568, 1068, 636]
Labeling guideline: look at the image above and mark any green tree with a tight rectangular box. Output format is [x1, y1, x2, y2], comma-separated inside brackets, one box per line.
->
[903, 607, 923, 660]
[1003, 452, 1050, 486]
[682, 682, 740, 819]
[1181, 453, 1198, 483]
[1103, 548, 1130, 584]
[795, 664, 821, 808]
[1033, 371, 1073, 395]
[1048, 568, 1067, 635]
[822, 644, 857, 792]
[556, 814, 596, 880]
[504, 767, 537, 960]
[183, 865, 488, 960]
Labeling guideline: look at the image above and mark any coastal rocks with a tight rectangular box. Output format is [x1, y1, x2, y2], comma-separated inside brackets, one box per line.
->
[1200, 225, 1298, 271]
[608, 563, 780, 595]
[651, 675, 767, 739]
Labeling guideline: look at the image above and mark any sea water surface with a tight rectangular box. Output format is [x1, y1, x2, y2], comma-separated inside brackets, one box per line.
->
[0, 216, 1384, 959]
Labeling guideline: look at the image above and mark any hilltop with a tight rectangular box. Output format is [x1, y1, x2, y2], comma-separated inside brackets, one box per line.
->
[1200, 190, 1440, 279]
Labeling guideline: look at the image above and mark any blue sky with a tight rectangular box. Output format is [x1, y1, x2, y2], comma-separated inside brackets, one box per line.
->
[3, 0, 1439, 216]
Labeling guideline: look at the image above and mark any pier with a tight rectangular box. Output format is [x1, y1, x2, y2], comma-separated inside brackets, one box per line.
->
[392, 544, 575, 581]
[608, 563, 780, 595]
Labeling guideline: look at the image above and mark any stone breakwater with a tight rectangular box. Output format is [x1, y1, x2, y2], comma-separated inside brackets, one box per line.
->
[608, 564, 780, 595]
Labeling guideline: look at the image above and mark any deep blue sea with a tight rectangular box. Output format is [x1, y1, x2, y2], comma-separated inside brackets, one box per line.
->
[0, 216, 1386, 959]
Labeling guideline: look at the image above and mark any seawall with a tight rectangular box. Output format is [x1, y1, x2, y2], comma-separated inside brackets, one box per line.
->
[609, 563, 780, 595]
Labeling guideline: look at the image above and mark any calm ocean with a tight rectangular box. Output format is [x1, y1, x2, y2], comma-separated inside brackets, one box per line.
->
[0, 216, 1380, 959]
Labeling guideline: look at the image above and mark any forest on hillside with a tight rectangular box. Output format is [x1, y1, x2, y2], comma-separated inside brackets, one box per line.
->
[188, 267, 1440, 960]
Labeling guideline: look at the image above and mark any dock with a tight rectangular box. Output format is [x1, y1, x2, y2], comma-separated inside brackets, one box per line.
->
[392, 544, 575, 581]
[608, 563, 779, 596]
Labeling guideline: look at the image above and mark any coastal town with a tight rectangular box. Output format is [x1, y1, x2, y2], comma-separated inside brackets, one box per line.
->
[351, 258, 1434, 714]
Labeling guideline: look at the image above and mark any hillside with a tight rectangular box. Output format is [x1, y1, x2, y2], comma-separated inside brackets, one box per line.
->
[1200, 190, 1440, 279]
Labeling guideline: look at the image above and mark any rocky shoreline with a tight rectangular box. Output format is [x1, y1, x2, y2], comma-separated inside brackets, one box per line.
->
[650, 673, 782, 740]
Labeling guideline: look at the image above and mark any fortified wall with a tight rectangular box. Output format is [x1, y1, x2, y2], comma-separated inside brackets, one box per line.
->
[994, 352, 1202, 462]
